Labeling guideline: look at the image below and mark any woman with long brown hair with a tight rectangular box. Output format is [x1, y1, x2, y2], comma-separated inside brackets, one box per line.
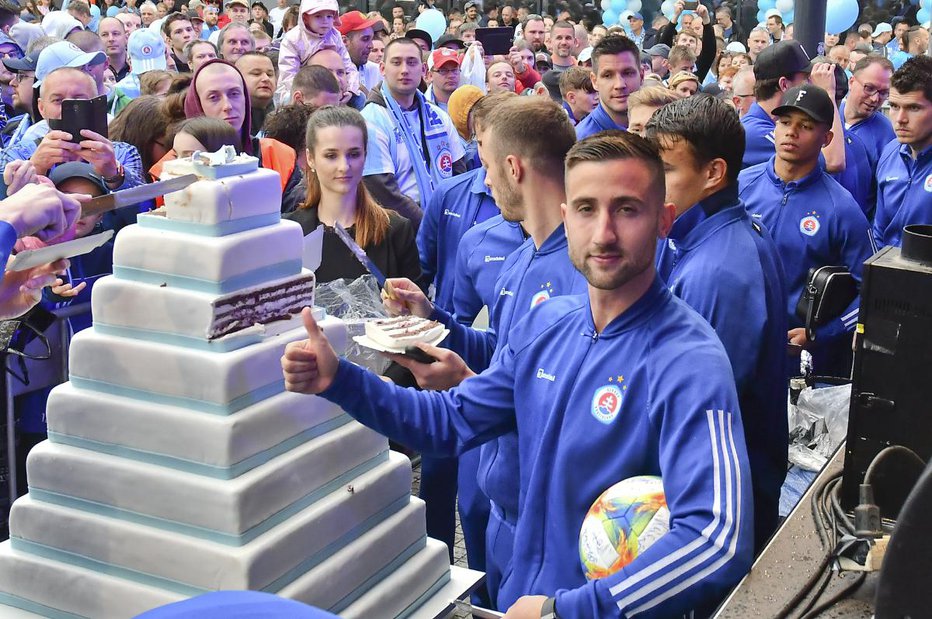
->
[285, 105, 422, 287]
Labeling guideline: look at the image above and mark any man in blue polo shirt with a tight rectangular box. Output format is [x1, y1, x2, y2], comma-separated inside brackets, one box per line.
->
[575, 35, 643, 139]
[740, 85, 874, 377]
[873, 55, 932, 248]
[842, 55, 896, 216]
[649, 94, 789, 553]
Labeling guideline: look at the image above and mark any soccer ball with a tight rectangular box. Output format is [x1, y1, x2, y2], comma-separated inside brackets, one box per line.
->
[578, 475, 670, 581]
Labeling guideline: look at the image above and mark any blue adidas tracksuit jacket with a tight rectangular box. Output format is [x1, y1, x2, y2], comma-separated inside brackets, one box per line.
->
[656, 186, 788, 552]
[321, 278, 754, 617]
[417, 167, 499, 313]
[741, 102, 776, 169]
[575, 102, 625, 140]
[452, 214, 525, 325]
[739, 158, 874, 375]
[428, 224, 586, 602]
[842, 103, 897, 217]
[873, 141, 932, 248]
[831, 129, 873, 216]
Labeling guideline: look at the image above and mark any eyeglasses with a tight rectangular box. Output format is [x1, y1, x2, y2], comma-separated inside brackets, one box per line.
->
[853, 75, 890, 100]
[431, 67, 459, 75]
[11, 71, 34, 83]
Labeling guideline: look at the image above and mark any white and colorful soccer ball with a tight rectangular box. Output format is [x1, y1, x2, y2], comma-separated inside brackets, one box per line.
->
[578, 475, 670, 580]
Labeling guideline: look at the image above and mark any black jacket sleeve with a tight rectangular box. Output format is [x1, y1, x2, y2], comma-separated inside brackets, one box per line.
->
[695, 22, 717, 82]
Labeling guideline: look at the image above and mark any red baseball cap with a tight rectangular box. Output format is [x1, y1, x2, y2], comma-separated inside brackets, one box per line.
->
[338, 10, 382, 35]
[429, 48, 461, 70]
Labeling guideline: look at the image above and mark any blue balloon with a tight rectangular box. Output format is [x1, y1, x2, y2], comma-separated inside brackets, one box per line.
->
[602, 9, 619, 24]
[757, 8, 768, 22]
[610, 0, 626, 12]
[783, 9, 794, 23]
[415, 9, 447, 44]
[825, 0, 859, 34]
[758, 0, 777, 10]
[918, 6, 931, 21]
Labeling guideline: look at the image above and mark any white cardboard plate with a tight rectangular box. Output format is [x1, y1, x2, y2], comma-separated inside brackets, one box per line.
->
[353, 328, 449, 354]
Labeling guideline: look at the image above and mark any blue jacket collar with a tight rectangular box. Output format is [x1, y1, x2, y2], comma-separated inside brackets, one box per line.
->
[562, 101, 578, 124]
[898, 141, 932, 163]
[469, 167, 492, 197]
[747, 102, 775, 126]
[588, 102, 626, 132]
[584, 274, 670, 337]
[764, 155, 822, 190]
[537, 223, 569, 254]
[668, 186, 745, 249]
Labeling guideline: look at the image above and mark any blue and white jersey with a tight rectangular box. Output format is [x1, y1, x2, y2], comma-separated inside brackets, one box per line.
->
[830, 128, 874, 216]
[575, 102, 626, 140]
[321, 278, 754, 618]
[873, 141, 932, 248]
[361, 99, 464, 205]
[453, 214, 525, 325]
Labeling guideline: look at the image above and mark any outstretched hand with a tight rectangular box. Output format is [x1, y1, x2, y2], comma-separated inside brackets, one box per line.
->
[281, 308, 340, 394]
[0, 258, 69, 320]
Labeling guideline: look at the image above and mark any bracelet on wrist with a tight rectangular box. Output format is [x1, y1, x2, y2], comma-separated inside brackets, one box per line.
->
[103, 163, 125, 186]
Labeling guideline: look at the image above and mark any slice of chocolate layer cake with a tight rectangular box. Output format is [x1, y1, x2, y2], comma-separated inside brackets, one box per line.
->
[364, 316, 444, 350]
[210, 272, 316, 339]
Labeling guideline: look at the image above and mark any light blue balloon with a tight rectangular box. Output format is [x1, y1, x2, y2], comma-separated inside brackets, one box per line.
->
[825, 0, 859, 34]
[611, 0, 626, 12]
[415, 9, 447, 45]
[758, 0, 777, 10]
[783, 10, 794, 24]
[920, 0, 929, 8]
[602, 9, 619, 24]
[918, 6, 931, 21]
[660, 0, 675, 17]
[757, 8, 768, 22]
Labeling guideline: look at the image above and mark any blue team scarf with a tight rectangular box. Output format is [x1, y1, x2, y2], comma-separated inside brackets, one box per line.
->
[380, 81, 455, 205]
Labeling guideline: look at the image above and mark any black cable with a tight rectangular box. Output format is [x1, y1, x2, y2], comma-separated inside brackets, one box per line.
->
[795, 566, 834, 617]
[828, 478, 854, 535]
[772, 553, 833, 619]
[863, 445, 926, 486]
[799, 572, 867, 619]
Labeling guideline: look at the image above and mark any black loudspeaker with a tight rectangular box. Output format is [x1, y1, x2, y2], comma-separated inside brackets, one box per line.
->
[841, 225, 932, 517]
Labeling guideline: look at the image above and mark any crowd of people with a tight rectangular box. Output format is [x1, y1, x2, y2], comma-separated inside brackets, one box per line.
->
[0, 0, 931, 616]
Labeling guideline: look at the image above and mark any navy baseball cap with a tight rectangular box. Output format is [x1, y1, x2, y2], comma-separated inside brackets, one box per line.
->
[754, 40, 811, 81]
[3, 51, 37, 72]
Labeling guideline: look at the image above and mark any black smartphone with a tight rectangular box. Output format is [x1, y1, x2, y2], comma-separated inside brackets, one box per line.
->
[54, 95, 108, 143]
[403, 347, 438, 364]
[475, 27, 514, 55]
[683, 0, 699, 10]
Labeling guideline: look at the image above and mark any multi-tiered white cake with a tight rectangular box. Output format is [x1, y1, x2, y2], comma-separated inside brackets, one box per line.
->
[0, 151, 450, 618]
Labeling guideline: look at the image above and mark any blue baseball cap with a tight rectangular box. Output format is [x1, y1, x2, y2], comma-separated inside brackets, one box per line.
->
[34, 40, 107, 87]
[628, 12, 644, 20]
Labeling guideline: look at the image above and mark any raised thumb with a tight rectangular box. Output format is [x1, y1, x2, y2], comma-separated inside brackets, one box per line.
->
[301, 307, 320, 336]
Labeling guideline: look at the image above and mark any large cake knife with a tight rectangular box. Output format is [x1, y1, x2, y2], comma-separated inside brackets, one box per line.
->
[80, 174, 199, 218]
[332, 222, 398, 300]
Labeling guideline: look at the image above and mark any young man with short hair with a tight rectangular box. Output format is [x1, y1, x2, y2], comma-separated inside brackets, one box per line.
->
[289, 64, 341, 107]
[873, 56, 932, 248]
[361, 37, 466, 228]
[647, 94, 788, 553]
[184, 39, 218, 72]
[236, 51, 276, 130]
[576, 34, 643, 138]
[162, 12, 196, 72]
[739, 85, 873, 376]
[549, 20, 577, 72]
[426, 48, 461, 111]
[626, 84, 679, 135]
[339, 11, 382, 92]
[282, 126, 754, 619]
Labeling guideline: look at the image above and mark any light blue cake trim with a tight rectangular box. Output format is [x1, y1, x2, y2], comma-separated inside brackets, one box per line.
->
[0, 593, 87, 619]
[9, 496, 411, 599]
[28, 451, 390, 547]
[47, 413, 352, 480]
[68, 377, 285, 416]
[137, 211, 280, 237]
[398, 569, 453, 619]
[113, 260, 303, 294]
[329, 536, 428, 615]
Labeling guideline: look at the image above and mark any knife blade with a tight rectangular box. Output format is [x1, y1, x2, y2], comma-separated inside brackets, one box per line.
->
[333, 222, 387, 287]
[80, 174, 199, 218]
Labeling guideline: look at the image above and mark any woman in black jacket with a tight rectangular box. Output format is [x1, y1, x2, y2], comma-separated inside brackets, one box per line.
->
[285, 105, 423, 288]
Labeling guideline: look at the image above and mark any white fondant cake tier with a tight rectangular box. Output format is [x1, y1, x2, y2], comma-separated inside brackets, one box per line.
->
[111, 220, 303, 293]
[91, 272, 316, 346]
[45, 383, 346, 477]
[68, 320, 346, 413]
[159, 166, 282, 225]
[10, 454, 415, 593]
[297, 538, 452, 619]
[0, 541, 185, 619]
[25, 422, 389, 540]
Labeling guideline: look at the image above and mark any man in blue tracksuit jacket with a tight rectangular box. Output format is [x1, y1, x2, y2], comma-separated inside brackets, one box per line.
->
[740, 86, 874, 377]
[872, 56, 932, 248]
[574, 35, 642, 140]
[386, 99, 585, 607]
[283, 131, 754, 618]
[452, 214, 525, 326]
[648, 95, 789, 553]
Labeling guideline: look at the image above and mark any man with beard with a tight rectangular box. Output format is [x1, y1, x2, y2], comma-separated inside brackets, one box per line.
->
[339, 11, 382, 92]
[281, 126, 754, 618]
[1, 49, 37, 147]
[576, 35, 643, 138]
[521, 14, 547, 53]
[549, 20, 577, 73]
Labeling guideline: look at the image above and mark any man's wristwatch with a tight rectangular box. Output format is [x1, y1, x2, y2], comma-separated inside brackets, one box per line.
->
[103, 163, 125, 187]
[541, 597, 560, 619]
